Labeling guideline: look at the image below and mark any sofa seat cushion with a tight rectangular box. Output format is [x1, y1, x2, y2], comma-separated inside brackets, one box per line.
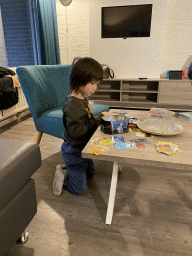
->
[0, 178, 37, 255]
[0, 139, 41, 211]
[36, 104, 110, 139]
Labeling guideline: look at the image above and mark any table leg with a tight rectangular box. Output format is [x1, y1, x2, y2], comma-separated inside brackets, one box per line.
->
[105, 161, 119, 225]
[119, 164, 122, 173]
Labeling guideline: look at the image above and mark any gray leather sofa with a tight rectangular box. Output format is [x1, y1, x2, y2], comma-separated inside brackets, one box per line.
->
[0, 139, 41, 255]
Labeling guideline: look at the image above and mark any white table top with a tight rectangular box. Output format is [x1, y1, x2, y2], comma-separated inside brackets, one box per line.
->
[82, 110, 192, 172]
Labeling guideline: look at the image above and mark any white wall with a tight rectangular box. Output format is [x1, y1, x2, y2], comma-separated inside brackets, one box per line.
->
[89, 0, 167, 79]
[56, 0, 89, 65]
[1, 0, 191, 76]
[160, 0, 192, 76]
[56, 0, 192, 79]
[0, 7, 8, 67]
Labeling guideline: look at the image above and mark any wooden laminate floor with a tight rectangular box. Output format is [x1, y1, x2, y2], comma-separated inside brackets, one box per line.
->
[1, 115, 192, 256]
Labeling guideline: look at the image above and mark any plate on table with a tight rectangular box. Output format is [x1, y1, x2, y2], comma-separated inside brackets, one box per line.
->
[137, 120, 184, 136]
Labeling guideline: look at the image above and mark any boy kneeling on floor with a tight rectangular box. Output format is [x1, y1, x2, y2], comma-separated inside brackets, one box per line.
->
[53, 57, 109, 196]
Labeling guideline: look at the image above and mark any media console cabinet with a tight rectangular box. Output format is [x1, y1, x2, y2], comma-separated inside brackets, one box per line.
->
[90, 78, 192, 111]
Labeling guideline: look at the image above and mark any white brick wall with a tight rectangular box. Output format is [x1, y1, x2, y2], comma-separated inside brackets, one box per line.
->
[56, 0, 192, 77]
[56, 0, 89, 65]
[160, 0, 192, 76]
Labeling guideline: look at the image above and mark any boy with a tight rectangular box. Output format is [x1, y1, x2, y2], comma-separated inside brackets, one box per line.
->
[53, 57, 109, 196]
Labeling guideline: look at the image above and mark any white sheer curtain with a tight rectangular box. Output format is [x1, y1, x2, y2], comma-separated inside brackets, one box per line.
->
[0, 7, 8, 67]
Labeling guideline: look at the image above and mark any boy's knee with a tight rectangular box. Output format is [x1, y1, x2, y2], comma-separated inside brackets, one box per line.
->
[73, 187, 87, 195]
[67, 182, 87, 195]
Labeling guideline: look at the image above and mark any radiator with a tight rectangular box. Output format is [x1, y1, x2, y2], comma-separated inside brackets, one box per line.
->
[0, 87, 30, 127]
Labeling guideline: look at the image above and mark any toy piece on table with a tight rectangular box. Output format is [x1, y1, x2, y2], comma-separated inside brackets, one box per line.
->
[87, 144, 111, 155]
[156, 141, 182, 155]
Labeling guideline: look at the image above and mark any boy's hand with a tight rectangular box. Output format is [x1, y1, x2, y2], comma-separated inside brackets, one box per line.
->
[102, 111, 110, 116]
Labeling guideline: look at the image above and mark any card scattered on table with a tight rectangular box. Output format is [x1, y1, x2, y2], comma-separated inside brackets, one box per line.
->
[136, 129, 146, 137]
[156, 141, 182, 155]
[136, 143, 145, 149]
[115, 142, 136, 149]
[91, 136, 113, 145]
[135, 128, 154, 138]
[112, 136, 125, 143]
[130, 138, 151, 144]
[87, 144, 111, 155]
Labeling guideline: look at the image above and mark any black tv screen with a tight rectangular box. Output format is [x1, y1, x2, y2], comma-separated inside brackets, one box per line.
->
[101, 4, 152, 38]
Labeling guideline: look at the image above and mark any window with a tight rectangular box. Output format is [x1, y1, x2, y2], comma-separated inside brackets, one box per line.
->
[0, 0, 37, 67]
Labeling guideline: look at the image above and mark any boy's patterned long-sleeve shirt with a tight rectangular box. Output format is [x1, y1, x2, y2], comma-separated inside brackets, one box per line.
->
[62, 95, 104, 149]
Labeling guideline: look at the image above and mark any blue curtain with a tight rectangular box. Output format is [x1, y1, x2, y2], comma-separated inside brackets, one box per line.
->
[33, 0, 60, 65]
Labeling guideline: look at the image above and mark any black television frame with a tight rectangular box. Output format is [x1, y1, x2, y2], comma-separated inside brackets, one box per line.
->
[101, 4, 153, 39]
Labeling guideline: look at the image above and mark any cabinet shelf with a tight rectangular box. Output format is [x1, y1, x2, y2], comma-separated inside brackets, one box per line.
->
[89, 78, 192, 110]
[97, 89, 120, 92]
[91, 97, 120, 102]
[122, 98, 157, 103]
[122, 90, 158, 93]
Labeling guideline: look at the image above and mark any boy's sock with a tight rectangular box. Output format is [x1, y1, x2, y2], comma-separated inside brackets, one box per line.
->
[53, 164, 68, 197]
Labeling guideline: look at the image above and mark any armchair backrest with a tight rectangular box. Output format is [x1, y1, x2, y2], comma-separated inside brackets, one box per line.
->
[16, 65, 71, 120]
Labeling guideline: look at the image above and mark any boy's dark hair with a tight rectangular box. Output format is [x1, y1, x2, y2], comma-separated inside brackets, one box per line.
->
[70, 57, 103, 93]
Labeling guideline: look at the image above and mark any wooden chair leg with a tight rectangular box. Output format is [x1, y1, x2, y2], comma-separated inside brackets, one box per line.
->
[36, 132, 43, 144]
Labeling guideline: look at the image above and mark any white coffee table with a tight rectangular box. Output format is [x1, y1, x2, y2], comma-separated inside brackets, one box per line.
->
[82, 110, 192, 225]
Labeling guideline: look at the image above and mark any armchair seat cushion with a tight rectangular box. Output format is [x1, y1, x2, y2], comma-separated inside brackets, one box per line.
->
[16, 64, 110, 142]
[36, 104, 110, 139]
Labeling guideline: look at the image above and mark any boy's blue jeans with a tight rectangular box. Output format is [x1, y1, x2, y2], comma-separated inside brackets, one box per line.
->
[61, 140, 95, 195]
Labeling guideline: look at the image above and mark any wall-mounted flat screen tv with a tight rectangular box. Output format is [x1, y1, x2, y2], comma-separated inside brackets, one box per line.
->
[101, 4, 153, 38]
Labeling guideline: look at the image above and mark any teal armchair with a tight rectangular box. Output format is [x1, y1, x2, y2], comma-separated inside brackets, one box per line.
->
[16, 65, 110, 144]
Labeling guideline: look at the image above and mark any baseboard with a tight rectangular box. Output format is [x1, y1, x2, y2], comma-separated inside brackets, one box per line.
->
[0, 108, 31, 127]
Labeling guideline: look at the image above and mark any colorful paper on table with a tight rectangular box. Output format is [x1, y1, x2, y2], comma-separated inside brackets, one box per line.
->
[177, 112, 192, 122]
[149, 108, 175, 117]
[116, 142, 136, 149]
[112, 136, 125, 143]
[91, 136, 113, 145]
[90, 139, 100, 144]
[129, 117, 140, 124]
[135, 129, 154, 138]
[87, 144, 111, 155]
[100, 139, 113, 145]
[136, 129, 146, 137]
[136, 143, 145, 149]
[156, 141, 182, 155]
[157, 144, 173, 152]
[130, 138, 151, 144]
[129, 123, 138, 130]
